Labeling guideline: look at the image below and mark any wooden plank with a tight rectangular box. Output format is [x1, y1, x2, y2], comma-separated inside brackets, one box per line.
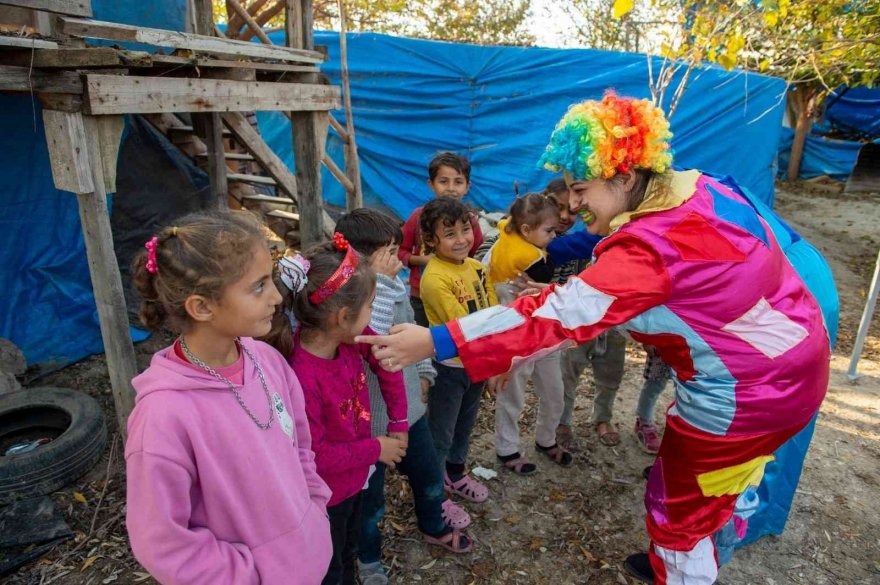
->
[0, 47, 152, 68]
[148, 54, 319, 73]
[59, 17, 324, 64]
[327, 114, 349, 144]
[168, 124, 231, 136]
[193, 113, 229, 209]
[322, 152, 355, 193]
[42, 110, 136, 435]
[196, 151, 254, 161]
[82, 74, 340, 115]
[95, 115, 124, 192]
[241, 194, 294, 204]
[221, 110, 296, 196]
[227, 0, 271, 45]
[81, 113, 138, 436]
[0, 0, 91, 17]
[0, 35, 58, 49]
[267, 209, 300, 220]
[228, 172, 276, 186]
[338, 0, 362, 209]
[42, 109, 93, 192]
[0, 65, 82, 93]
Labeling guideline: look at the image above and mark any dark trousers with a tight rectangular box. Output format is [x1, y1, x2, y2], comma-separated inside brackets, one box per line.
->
[358, 417, 447, 564]
[428, 361, 484, 469]
[410, 295, 429, 327]
[323, 492, 363, 585]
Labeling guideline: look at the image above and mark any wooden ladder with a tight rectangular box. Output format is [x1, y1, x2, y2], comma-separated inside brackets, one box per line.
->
[223, 0, 364, 210]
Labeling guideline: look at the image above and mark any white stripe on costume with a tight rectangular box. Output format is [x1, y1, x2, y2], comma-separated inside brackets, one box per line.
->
[458, 305, 526, 342]
[532, 278, 616, 329]
[653, 537, 718, 585]
[721, 297, 808, 359]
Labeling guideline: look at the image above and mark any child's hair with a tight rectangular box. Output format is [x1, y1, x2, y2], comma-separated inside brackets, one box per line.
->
[334, 208, 402, 257]
[428, 152, 471, 182]
[544, 177, 568, 197]
[132, 210, 266, 332]
[505, 192, 560, 235]
[419, 197, 472, 248]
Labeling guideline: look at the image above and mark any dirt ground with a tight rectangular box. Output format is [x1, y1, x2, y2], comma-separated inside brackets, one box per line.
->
[5, 183, 880, 585]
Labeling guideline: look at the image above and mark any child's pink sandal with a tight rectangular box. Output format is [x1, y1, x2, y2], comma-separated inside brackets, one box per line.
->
[441, 499, 471, 528]
[444, 472, 489, 503]
[422, 527, 472, 553]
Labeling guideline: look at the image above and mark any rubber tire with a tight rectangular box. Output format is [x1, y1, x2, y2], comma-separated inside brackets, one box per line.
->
[0, 387, 107, 505]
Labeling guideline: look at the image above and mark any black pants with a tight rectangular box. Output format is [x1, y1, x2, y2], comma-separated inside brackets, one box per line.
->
[323, 492, 363, 585]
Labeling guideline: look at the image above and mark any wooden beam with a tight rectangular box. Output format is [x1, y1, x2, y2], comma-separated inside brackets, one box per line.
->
[82, 74, 341, 115]
[148, 54, 319, 74]
[59, 17, 324, 64]
[0, 35, 58, 49]
[95, 115, 125, 192]
[337, 0, 362, 209]
[0, 65, 82, 93]
[327, 114, 350, 144]
[228, 173, 276, 186]
[322, 153, 355, 193]
[42, 109, 137, 437]
[227, 0, 271, 45]
[0, 47, 152, 68]
[41, 108, 93, 193]
[0, 0, 91, 17]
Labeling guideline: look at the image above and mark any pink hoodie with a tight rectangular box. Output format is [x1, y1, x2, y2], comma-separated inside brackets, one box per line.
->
[126, 338, 332, 585]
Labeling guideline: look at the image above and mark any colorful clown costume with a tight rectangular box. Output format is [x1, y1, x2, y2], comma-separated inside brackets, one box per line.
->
[430, 170, 831, 584]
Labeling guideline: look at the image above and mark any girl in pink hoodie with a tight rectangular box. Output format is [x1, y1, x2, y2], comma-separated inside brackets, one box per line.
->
[263, 235, 408, 585]
[126, 210, 332, 585]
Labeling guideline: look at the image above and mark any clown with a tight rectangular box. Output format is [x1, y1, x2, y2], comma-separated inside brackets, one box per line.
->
[358, 92, 830, 584]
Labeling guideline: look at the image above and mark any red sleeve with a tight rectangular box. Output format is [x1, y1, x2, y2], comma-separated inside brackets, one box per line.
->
[399, 208, 422, 266]
[448, 234, 672, 381]
[469, 214, 483, 257]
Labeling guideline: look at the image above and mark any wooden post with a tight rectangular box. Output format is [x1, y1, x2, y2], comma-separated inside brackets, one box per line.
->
[337, 0, 362, 210]
[191, 0, 229, 209]
[42, 109, 138, 437]
[288, 0, 326, 247]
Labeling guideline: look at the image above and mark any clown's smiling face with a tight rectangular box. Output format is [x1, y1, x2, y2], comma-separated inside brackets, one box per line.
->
[567, 178, 629, 236]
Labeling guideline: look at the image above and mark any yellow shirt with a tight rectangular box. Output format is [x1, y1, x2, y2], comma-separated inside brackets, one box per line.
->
[486, 218, 550, 283]
[421, 256, 498, 328]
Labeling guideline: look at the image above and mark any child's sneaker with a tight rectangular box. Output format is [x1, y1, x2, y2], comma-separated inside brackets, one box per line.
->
[444, 472, 489, 503]
[635, 418, 661, 454]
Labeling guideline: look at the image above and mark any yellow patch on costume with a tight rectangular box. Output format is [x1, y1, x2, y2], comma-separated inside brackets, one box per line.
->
[696, 455, 775, 497]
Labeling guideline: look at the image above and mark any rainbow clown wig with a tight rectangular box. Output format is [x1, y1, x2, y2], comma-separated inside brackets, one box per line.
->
[538, 92, 673, 183]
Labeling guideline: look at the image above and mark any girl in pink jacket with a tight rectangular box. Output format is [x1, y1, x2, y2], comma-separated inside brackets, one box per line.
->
[126, 210, 332, 585]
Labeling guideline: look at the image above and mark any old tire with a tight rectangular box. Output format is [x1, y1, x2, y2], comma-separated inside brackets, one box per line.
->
[0, 387, 107, 505]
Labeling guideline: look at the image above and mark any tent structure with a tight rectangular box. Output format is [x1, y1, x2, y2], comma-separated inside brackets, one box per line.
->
[0, 0, 840, 554]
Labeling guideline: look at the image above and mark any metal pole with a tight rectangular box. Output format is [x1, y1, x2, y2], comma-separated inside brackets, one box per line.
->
[847, 247, 880, 380]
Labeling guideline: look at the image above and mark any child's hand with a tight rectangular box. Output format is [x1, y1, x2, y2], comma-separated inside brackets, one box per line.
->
[389, 431, 409, 449]
[486, 372, 512, 396]
[511, 272, 548, 297]
[377, 436, 406, 467]
[370, 247, 404, 277]
[420, 378, 430, 403]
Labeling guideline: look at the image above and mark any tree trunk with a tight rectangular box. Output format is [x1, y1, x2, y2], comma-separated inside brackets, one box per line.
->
[787, 86, 816, 183]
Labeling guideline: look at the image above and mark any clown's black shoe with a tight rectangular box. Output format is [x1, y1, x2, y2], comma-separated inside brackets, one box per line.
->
[624, 553, 654, 583]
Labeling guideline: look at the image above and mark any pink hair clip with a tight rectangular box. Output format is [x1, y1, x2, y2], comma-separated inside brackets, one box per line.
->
[144, 236, 158, 274]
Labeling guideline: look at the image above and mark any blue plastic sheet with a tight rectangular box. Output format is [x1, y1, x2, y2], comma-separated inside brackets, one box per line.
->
[777, 127, 866, 181]
[0, 0, 182, 368]
[259, 30, 787, 216]
[825, 86, 880, 139]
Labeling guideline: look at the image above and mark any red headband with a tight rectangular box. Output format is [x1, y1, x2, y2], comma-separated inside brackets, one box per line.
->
[309, 233, 360, 305]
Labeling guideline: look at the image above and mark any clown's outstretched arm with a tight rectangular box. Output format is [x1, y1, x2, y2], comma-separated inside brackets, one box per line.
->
[358, 234, 670, 382]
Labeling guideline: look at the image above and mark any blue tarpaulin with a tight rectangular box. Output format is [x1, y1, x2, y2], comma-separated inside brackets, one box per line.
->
[0, 1, 183, 368]
[259, 30, 787, 216]
[825, 86, 880, 139]
[777, 127, 872, 181]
